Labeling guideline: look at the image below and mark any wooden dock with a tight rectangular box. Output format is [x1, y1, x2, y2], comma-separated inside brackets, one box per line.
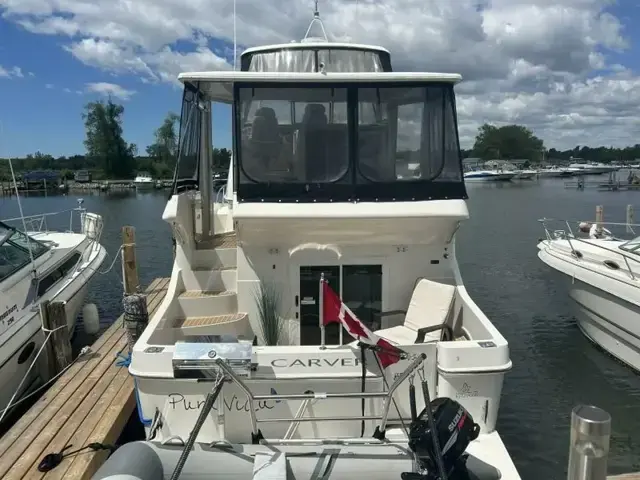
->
[610, 474, 640, 479]
[0, 277, 169, 480]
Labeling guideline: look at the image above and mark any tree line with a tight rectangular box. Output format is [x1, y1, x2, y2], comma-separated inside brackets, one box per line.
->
[0, 99, 231, 182]
[463, 123, 640, 164]
[3, 109, 638, 183]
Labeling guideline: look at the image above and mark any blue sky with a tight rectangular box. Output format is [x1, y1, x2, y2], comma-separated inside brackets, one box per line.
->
[0, 18, 233, 158]
[0, 0, 637, 156]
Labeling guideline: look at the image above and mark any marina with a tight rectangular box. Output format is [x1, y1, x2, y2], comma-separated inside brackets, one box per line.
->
[1, 176, 640, 479]
[0, 8, 639, 480]
[0, 277, 168, 479]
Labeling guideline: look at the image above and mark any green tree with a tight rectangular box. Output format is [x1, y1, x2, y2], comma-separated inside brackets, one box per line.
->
[146, 112, 179, 169]
[83, 99, 136, 178]
[472, 123, 545, 161]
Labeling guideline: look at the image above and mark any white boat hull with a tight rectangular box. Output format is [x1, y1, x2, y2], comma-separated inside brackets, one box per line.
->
[537, 237, 640, 373]
[570, 279, 640, 372]
[0, 276, 94, 418]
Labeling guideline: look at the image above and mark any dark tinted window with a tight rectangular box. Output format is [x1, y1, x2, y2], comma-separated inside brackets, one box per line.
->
[37, 252, 81, 296]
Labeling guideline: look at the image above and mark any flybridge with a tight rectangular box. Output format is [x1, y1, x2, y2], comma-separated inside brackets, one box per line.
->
[240, 2, 392, 74]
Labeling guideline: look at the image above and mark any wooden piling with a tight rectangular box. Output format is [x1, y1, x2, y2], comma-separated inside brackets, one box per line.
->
[596, 205, 604, 235]
[627, 205, 634, 234]
[40, 300, 73, 378]
[121, 226, 139, 295]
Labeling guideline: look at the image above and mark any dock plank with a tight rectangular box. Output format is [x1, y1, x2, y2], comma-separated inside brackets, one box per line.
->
[608, 474, 640, 479]
[0, 277, 169, 480]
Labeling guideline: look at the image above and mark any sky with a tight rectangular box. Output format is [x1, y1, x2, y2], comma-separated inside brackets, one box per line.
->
[0, 0, 638, 158]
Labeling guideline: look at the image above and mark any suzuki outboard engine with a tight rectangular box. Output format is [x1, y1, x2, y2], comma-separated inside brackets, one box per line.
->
[406, 398, 480, 480]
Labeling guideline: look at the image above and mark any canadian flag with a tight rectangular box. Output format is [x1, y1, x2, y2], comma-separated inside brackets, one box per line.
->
[321, 280, 404, 368]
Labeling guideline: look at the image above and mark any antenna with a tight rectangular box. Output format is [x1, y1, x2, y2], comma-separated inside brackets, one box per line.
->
[233, 0, 237, 70]
[303, 0, 329, 41]
[0, 121, 37, 278]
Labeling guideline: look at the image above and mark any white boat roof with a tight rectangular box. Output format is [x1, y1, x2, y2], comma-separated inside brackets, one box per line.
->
[242, 42, 390, 55]
[179, 71, 461, 83]
[179, 71, 462, 103]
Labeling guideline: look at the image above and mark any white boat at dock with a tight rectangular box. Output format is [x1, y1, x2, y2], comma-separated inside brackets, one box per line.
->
[95, 8, 522, 480]
[0, 200, 106, 420]
[133, 173, 155, 190]
[538, 217, 640, 373]
[464, 169, 516, 182]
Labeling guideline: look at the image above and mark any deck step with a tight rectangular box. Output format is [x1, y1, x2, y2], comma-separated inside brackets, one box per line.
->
[178, 290, 237, 317]
[181, 268, 237, 293]
[196, 231, 237, 250]
[179, 290, 233, 298]
[177, 313, 247, 328]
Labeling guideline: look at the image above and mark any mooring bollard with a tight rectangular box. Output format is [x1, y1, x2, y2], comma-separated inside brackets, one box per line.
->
[567, 405, 611, 480]
[123, 293, 149, 352]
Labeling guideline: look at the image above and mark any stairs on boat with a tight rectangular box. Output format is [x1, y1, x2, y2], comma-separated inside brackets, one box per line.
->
[173, 231, 250, 336]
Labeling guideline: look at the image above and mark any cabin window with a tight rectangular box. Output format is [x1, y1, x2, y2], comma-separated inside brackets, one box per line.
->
[356, 86, 461, 183]
[7, 230, 48, 257]
[37, 252, 81, 297]
[0, 224, 49, 282]
[174, 85, 204, 187]
[0, 241, 33, 282]
[238, 87, 350, 184]
[232, 81, 466, 202]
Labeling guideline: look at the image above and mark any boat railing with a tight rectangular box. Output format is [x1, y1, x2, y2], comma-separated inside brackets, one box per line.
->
[3, 199, 103, 242]
[212, 353, 426, 444]
[539, 217, 640, 280]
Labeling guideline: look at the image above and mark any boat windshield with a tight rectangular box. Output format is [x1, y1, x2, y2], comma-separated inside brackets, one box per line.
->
[620, 236, 640, 253]
[243, 47, 390, 73]
[232, 82, 465, 202]
[0, 223, 49, 282]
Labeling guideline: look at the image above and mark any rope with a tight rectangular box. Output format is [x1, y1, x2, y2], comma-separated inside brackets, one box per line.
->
[0, 340, 91, 423]
[115, 350, 131, 367]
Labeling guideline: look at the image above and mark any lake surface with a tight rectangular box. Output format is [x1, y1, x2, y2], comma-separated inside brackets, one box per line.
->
[2, 178, 639, 479]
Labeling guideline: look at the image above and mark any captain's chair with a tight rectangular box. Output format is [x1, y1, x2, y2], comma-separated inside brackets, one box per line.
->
[296, 104, 328, 182]
[376, 278, 456, 345]
[250, 107, 281, 168]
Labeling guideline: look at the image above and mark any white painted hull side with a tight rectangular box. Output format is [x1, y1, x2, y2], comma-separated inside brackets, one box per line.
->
[0, 329, 46, 420]
[570, 279, 640, 372]
[537, 238, 640, 373]
[0, 244, 106, 419]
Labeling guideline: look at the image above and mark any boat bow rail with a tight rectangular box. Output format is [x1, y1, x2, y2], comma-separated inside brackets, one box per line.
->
[538, 217, 640, 281]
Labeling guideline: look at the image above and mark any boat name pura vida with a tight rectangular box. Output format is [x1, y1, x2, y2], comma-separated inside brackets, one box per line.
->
[168, 392, 281, 412]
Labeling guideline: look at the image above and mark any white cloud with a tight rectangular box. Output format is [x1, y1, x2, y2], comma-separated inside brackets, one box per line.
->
[0, 65, 24, 79]
[0, 0, 635, 148]
[85, 82, 136, 101]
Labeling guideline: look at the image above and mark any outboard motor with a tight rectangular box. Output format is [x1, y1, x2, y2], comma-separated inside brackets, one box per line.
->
[405, 398, 480, 480]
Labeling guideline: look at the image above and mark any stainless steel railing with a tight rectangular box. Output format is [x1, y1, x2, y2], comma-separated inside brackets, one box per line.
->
[213, 353, 427, 441]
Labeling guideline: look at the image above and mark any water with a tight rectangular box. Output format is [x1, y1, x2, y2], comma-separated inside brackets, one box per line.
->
[2, 180, 640, 479]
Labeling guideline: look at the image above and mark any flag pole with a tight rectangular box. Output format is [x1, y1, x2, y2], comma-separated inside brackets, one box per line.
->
[319, 272, 326, 349]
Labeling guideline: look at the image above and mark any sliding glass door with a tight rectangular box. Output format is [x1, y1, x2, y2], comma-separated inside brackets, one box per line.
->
[298, 264, 382, 345]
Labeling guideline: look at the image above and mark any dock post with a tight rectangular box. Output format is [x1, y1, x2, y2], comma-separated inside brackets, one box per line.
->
[40, 300, 73, 377]
[122, 294, 149, 352]
[627, 205, 634, 234]
[595, 205, 604, 236]
[567, 405, 611, 480]
[121, 226, 139, 295]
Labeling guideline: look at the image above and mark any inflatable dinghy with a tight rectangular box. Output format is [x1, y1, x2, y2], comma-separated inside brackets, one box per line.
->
[92, 440, 502, 480]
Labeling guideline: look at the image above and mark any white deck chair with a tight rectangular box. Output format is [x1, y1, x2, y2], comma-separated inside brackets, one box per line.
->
[376, 278, 456, 345]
